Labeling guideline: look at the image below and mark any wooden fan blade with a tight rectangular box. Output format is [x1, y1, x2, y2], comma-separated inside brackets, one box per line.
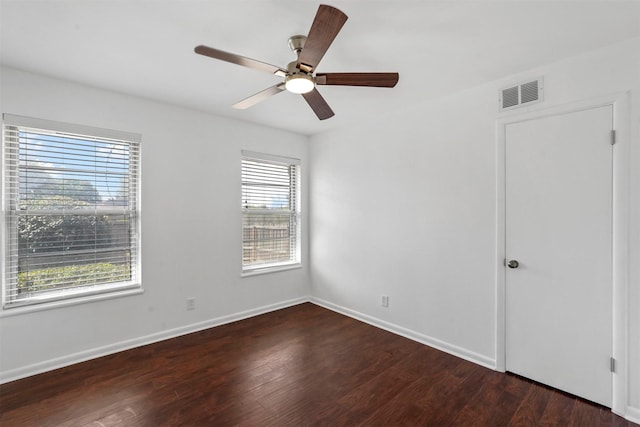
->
[297, 5, 348, 73]
[195, 45, 286, 76]
[233, 84, 286, 110]
[302, 88, 334, 120]
[316, 72, 399, 88]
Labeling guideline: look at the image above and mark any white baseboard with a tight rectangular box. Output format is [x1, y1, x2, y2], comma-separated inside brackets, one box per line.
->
[625, 406, 640, 424]
[1, 296, 503, 384]
[310, 297, 496, 370]
[0, 296, 308, 384]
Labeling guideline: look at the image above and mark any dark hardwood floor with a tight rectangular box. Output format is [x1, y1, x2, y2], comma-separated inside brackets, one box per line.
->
[0, 303, 636, 426]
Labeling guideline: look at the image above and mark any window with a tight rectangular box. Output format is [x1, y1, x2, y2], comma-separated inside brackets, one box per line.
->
[2, 115, 141, 308]
[241, 151, 300, 273]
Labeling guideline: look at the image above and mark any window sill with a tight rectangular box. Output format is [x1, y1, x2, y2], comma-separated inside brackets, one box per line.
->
[241, 263, 302, 278]
[0, 285, 143, 318]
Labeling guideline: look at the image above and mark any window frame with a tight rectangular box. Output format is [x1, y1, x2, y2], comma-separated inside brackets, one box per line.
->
[1, 114, 142, 310]
[241, 150, 301, 276]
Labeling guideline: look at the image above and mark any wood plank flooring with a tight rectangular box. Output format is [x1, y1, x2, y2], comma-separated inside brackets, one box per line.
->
[0, 303, 636, 426]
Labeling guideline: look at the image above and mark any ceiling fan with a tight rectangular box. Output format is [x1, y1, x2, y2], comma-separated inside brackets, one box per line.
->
[194, 4, 399, 120]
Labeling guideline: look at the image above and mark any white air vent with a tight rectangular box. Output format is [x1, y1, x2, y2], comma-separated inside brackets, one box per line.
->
[500, 77, 544, 111]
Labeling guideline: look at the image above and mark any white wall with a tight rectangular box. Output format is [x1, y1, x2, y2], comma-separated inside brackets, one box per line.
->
[309, 37, 640, 417]
[0, 66, 310, 382]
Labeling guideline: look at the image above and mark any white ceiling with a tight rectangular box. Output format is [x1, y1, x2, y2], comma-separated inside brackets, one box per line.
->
[1, 0, 639, 135]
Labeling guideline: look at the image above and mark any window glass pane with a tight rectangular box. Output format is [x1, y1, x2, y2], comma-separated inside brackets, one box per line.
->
[19, 132, 131, 210]
[243, 212, 296, 266]
[242, 160, 294, 210]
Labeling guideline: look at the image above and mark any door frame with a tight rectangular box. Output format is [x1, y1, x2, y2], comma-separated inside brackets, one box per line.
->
[495, 92, 630, 415]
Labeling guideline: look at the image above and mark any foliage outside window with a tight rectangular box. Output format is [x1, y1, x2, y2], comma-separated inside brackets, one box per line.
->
[241, 151, 300, 273]
[2, 115, 141, 308]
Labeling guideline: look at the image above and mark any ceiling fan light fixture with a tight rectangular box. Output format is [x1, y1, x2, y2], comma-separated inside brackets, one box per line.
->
[285, 73, 315, 94]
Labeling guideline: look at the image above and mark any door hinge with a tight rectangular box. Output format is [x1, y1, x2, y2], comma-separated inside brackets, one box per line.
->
[610, 357, 616, 373]
[610, 130, 616, 145]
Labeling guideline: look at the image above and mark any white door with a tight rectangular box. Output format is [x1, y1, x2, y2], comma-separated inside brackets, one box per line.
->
[505, 105, 613, 407]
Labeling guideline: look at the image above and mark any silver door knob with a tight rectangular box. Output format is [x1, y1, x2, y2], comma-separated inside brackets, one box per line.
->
[507, 260, 519, 269]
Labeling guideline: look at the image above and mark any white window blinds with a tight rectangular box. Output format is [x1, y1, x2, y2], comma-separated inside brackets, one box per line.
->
[241, 151, 300, 271]
[2, 115, 141, 307]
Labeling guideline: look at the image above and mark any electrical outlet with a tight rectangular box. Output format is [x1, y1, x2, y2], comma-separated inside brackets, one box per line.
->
[186, 297, 195, 311]
[381, 295, 389, 308]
